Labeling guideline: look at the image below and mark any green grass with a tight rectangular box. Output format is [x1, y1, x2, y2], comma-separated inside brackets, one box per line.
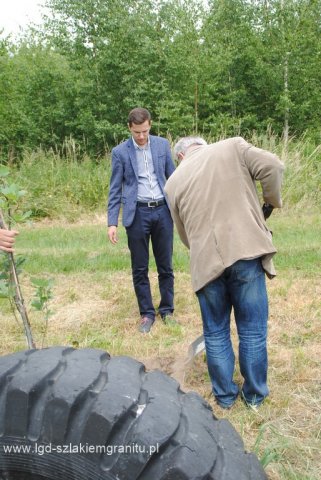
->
[12, 209, 320, 278]
[270, 210, 321, 276]
[14, 221, 191, 275]
[16, 225, 130, 273]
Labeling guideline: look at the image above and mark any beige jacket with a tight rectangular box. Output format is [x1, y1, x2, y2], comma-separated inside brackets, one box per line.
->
[165, 137, 284, 292]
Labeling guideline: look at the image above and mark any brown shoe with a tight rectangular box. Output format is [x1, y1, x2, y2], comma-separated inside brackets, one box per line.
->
[139, 316, 154, 333]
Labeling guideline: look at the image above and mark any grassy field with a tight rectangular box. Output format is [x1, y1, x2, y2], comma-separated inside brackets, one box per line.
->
[0, 208, 320, 479]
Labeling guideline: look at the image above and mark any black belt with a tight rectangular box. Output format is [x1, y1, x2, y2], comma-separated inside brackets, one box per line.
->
[137, 199, 166, 208]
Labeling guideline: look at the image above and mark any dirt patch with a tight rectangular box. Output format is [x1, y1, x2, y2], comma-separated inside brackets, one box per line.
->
[31, 213, 106, 228]
[144, 353, 192, 389]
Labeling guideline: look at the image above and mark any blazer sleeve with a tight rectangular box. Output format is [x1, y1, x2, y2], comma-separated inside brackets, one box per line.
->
[240, 138, 285, 208]
[164, 139, 176, 179]
[171, 206, 190, 249]
[107, 149, 123, 226]
[165, 180, 190, 249]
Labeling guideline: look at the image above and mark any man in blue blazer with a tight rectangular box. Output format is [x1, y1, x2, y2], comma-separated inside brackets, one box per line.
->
[108, 108, 176, 333]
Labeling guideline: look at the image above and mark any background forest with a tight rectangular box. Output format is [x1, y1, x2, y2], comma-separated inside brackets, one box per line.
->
[0, 0, 320, 161]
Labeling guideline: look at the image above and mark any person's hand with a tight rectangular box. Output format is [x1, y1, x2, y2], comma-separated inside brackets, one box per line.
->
[0, 229, 19, 253]
[262, 203, 274, 220]
[108, 226, 118, 244]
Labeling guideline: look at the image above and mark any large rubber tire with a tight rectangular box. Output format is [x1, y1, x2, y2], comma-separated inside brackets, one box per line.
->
[0, 347, 267, 480]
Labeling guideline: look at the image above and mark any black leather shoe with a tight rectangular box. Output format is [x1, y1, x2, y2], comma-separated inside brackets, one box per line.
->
[139, 316, 154, 333]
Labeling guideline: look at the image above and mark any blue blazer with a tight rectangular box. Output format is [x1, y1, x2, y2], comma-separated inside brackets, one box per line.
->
[108, 135, 175, 227]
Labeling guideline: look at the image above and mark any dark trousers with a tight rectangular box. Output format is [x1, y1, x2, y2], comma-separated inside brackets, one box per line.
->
[126, 204, 174, 320]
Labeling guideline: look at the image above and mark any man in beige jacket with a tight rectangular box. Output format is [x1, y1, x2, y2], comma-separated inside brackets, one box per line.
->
[165, 136, 284, 409]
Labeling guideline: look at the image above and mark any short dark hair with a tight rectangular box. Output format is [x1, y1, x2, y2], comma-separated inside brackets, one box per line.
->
[128, 108, 151, 126]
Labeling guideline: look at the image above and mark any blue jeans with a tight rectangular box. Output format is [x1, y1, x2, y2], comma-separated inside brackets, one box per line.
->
[196, 259, 269, 407]
[126, 204, 174, 320]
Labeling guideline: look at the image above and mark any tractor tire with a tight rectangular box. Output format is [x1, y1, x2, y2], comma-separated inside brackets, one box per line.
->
[0, 347, 267, 480]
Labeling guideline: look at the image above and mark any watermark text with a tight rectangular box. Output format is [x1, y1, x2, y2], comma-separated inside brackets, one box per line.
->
[2, 442, 160, 456]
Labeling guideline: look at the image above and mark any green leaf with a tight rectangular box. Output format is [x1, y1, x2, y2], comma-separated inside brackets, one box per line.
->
[0, 255, 11, 279]
[11, 211, 32, 223]
[0, 184, 21, 202]
[0, 279, 13, 298]
[0, 166, 10, 178]
[14, 255, 26, 271]
[22, 210, 32, 220]
[0, 280, 8, 296]
[31, 299, 43, 310]
[0, 198, 8, 208]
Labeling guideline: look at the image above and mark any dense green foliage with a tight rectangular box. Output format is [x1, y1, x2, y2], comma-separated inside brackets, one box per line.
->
[0, 0, 320, 159]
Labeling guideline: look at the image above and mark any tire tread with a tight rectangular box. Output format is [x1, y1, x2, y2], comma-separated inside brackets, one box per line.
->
[0, 347, 267, 480]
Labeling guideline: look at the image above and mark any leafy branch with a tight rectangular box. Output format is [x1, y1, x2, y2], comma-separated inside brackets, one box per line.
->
[0, 165, 54, 349]
[31, 278, 54, 347]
